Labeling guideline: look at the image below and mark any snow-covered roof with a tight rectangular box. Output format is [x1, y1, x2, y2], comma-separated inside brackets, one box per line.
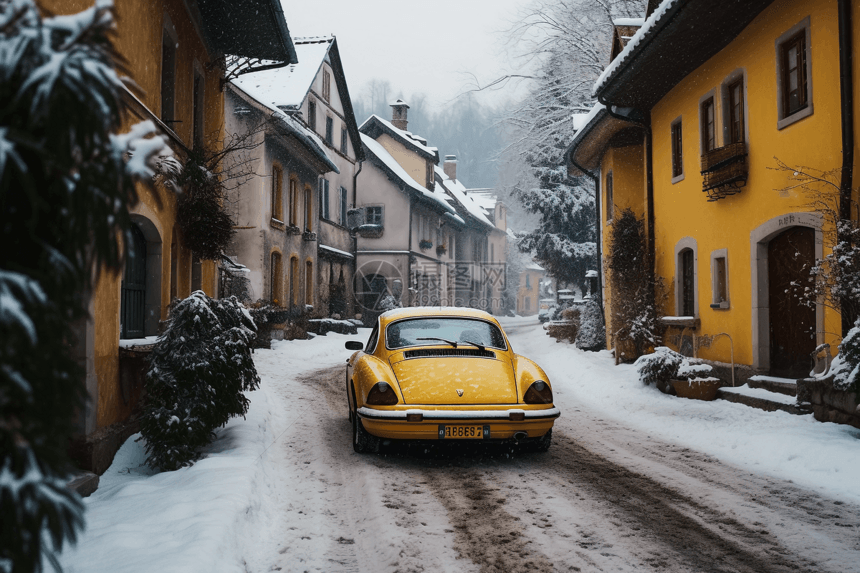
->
[565, 102, 607, 158]
[359, 114, 438, 161]
[434, 167, 494, 230]
[593, 0, 678, 96]
[361, 134, 454, 215]
[613, 17, 645, 27]
[465, 189, 499, 218]
[228, 82, 339, 173]
[318, 244, 354, 259]
[390, 98, 409, 107]
[232, 37, 333, 110]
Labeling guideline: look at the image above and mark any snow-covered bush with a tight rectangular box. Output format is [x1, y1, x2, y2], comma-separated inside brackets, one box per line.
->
[635, 347, 684, 387]
[1, 2, 172, 569]
[140, 292, 260, 471]
[635, 347, 715, 388]
[831, 319, 860, 397]
[576, 299, 606, 351]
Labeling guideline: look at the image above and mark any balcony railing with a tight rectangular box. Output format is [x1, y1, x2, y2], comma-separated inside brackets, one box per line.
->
[700, 142, 748, 202]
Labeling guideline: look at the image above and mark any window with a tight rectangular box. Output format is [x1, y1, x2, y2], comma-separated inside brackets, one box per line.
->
[525, 274, 531, 289]
[366, 205, 384, 226]
[289, 177, 299, 226]
[711, 249, 729, 309]
[304, 185, 313, 232]
[270, 252, 282, 304]
[271, 165, 283, 222]
[680, 248, 695, 316]
[319, 178, 330, 220]
[701, 97, 715, 153]
[192, 68, 204, 148]
[341, 127, 348, 154]
[305, 261, 313, 305]
[776, 19, 812, 129]
[671, 119, 683, 180]
[290, 256, 299, 306]
[322, 70, 331, 102]
[160, 28, 176, 125]
[308, 99, 316, 132]
[605, 170, 613, 222]
[325, 116, 333, 145]
[339, 186, 348, 226]
[728, 78, 745, 143]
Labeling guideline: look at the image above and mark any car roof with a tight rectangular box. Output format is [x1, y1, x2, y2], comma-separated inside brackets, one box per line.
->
[378, 306, 499, 327]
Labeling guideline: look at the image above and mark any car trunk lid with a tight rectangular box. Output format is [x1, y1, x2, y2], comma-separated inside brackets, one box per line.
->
[390, 353, 517, 405]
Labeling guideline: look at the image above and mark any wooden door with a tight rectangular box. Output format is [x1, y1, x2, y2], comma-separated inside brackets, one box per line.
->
[768, 226, 815, 377]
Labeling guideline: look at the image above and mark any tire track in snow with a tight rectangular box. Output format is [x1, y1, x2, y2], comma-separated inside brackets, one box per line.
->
[534, 430, 819, 573]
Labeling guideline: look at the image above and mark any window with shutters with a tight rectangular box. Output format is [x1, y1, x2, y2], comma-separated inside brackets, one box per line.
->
[728, 79, 745, 144]
[700, 97, 715, 153]
[319, 178, 330, 220]
[271, 164, 283, 223]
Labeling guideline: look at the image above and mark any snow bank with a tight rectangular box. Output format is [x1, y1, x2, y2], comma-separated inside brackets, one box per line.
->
[509, 325, 860, 505]
[56, 330, 370, 572]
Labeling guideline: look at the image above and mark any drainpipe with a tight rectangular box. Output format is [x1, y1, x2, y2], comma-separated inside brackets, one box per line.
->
[838, 0, 855, 335]
[569, 155, 604, 315]
[350, 160, 363, 317]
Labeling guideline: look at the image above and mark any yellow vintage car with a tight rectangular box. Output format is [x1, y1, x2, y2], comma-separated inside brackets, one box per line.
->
[344, 307, 559, 453]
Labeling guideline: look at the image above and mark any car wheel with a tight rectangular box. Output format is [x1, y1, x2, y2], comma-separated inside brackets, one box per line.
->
[534, 429, 552, 453]
[352, 388, 379, 454]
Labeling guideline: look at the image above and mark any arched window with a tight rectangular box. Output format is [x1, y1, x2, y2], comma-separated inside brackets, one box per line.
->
[270, 251, 282, 305]
[290, 256, 299, 307]
[121, 224, 147, 339]
[289, 176, 298, 226]
[304, 185, 313, 232]
[305, 260, 313, 305]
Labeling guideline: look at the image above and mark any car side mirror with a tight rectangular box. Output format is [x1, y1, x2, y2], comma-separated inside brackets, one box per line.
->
[345, 341, 364, 351]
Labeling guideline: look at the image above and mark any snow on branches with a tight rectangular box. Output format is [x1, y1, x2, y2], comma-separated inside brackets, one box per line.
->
[140, 292, 260, 472]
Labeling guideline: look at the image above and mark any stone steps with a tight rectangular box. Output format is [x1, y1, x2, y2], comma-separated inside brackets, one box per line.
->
[716, 384, 812, 416]
[747, 375, 798, 396]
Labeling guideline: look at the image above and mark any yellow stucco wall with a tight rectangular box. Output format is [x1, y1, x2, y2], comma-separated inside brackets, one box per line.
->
[41, 0, 223, 427]
[646, 0, 843, 366]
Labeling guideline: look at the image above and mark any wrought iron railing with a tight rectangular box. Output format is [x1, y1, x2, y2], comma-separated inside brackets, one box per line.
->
[700, 142, 748, 201]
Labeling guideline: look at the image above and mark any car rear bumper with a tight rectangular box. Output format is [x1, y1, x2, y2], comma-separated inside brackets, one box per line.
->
[356, 406, 559, 440]
[356, 406, 560, 421]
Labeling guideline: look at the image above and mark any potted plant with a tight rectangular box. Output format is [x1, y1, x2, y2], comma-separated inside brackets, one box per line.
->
[419, 239, 433, 250]
[635, 346, 721, 400]
[436, 243, 447, 256]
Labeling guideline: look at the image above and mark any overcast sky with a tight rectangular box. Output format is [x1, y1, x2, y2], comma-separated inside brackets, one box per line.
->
[280, 0, 533, 111]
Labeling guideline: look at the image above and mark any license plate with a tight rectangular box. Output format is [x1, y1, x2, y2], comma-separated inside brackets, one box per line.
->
[438, 425, 487, 440]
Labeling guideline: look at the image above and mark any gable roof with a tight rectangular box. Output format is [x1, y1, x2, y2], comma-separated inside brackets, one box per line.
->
[434, 166, 494, 231]
[230, 35, 364, 161]
[359, 115, 440, 163]
[361, 134, 456, 216]
[594, 0, 775, 109]
[227, 83, 339, 174]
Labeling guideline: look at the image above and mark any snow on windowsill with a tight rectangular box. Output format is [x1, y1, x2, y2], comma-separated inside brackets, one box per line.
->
[118, 335, 159, 349]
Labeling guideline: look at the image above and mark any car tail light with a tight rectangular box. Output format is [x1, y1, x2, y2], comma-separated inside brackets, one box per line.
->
[366, 381, 398, 405]
[524, 380, 553, 404]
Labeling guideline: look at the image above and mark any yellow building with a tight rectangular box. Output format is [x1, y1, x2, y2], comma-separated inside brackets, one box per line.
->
[517, 264, 546, 316]
[40, 0, 296, 473]
[568, 0, 859, 378]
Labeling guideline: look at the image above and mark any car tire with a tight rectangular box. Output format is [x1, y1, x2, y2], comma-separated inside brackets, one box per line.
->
[346, 370, 353, 423]
[352, 388, 379, 454]
[534, 429, 552, 453]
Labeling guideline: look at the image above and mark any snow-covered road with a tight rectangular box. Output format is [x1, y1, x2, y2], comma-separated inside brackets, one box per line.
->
[59, 322, 860, 572]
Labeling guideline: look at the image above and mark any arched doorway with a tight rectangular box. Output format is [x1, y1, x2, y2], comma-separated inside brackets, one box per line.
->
[768, 226, 815, 377]
[750, 213, 822, 373]
[121, 224, 147, 339]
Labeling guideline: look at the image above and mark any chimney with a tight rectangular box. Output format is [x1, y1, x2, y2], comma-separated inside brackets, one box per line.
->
[443, 155, 457, 181]
[390, 98, 409, 130]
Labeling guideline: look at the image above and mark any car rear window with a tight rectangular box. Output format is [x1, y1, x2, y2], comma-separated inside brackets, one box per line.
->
[386, 318, 506, 350]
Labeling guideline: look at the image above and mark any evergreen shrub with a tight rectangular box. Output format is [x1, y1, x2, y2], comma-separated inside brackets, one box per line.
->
[140, 292, 260, 471]
[575, 299, 606, 351]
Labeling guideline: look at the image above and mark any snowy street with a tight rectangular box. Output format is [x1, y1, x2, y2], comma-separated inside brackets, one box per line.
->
[59, 321, 860, 573]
